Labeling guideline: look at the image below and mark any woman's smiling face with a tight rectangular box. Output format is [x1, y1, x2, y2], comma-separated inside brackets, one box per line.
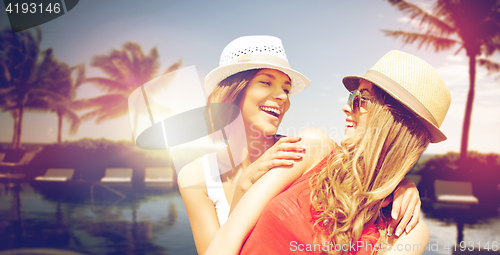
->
[238, 68, 291, 137]
[341, 79, 374, 144]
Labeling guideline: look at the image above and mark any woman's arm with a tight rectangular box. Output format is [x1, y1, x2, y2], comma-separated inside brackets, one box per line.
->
[385, 178, 422, 237]
[179, 133, 323, 254]
[178, 160, 221, 255]
[206, 128, 334, 255]
[178, 136, 313, 254]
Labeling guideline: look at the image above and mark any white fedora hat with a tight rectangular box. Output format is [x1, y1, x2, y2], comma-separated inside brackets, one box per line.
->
[205, 35, 310, 97]
[343, 50, 451, 143]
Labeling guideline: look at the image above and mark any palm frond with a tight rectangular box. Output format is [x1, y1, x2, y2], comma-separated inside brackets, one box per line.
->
[482, 39, 500, 56]
[142, 47, 160, 80]
[388, 0, 456, 36]
[73, 93, 128, 123]
[3, 87, 24, 101]
[33, 27, 42, 46]
[0, 86, 16, 95]
[72, 98, 99, 110]
[124, 42, 146, 67]
[91, 52, 128, 80]
[70, 63, 86, 88]
[28, 88, 69, 105]
[163, 59, 183, 75]
[0, 62, 11, 83]
[478, 58, 500, 74]
[79, 99, 127, 124]
[478, 18, 500, 55]
[382, 30, 460, 52]
[110, 55, 134, 82]
[37, 48, 59, 80]
[121, 42, 160, 86]
[139, 58, 184, 93]
[2, 104, 21, 111]
[23, 98, 51, 110]
[95, 102, 128, 123]
[0, 94, 17, 109]
[83, 77, 129, 92]
[61, 108, 81, 134]
[79, 109, 102, 122]
[72, 93, 126, 110]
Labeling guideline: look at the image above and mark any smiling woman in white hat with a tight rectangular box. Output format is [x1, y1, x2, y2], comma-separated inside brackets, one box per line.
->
[178, 35, 320, 254]
[205, 50, 450, 255]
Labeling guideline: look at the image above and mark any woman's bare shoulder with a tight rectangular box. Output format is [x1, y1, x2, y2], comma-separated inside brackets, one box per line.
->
[296, 128, 335, 165]
[177, 157, 206, 188]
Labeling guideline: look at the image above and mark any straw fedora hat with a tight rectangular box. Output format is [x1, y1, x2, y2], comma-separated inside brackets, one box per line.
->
[342, 50, 451, 143]
[205, 35, 310, 97]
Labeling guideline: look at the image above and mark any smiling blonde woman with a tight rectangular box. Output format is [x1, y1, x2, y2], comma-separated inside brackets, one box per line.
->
[206, 50, 450, 255]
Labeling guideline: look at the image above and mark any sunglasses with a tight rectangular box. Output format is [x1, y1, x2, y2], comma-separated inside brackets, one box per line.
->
[347, 90, 372, 114]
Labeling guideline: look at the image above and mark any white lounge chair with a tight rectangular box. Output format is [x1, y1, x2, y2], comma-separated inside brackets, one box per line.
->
[434, 179, 479, 204]
[0, 151, 37, 166]
[101, 168, 133, 187]
[144, 167, 174, 187]
[35, 168, 75, 182]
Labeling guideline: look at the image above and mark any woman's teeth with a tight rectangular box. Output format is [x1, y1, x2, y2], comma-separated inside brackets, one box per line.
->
[260, 106, 280, 117]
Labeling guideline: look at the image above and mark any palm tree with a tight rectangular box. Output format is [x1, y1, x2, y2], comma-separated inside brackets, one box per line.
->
[35, 48, 85, 143]
[383, 0, 500, 164]
[75, 42, 181, 140]
[54, 64, 85, 143]
[0, 28, 66, 148]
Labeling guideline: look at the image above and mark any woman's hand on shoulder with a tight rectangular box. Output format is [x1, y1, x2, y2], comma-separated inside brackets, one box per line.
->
[252, 128, 334, 187]
[243, 128, 334, 189]
[231, 128, 333, 212]
[383, 177, 421, 237]
[237, 135, 305, 193]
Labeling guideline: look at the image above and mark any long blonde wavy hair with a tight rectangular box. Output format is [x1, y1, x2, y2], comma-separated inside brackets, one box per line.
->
[310, 85, 432, 254]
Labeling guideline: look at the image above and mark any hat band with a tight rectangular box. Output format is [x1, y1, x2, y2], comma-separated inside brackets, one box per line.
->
[364, 70, 438, 127]
[222, 54, 291, 68]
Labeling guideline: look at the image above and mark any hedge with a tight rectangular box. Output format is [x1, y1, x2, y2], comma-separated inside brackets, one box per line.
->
[411, 151, 500, 205]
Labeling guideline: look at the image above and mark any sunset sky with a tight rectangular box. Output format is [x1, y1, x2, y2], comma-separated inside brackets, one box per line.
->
[0, 0, 499, 155]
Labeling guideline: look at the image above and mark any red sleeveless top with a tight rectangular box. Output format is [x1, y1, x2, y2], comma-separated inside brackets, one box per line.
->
[240, 152, 381, 255]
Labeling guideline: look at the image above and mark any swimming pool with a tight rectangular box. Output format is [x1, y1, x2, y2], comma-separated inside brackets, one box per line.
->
[1, 182, 499, 255]
[0, 183, 197, 255]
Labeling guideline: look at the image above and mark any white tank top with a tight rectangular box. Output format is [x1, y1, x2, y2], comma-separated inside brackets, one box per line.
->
[202, 152, 230, 226]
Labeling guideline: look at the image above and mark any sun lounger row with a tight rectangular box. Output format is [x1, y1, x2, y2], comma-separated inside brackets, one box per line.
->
[34, 167, 175, 187]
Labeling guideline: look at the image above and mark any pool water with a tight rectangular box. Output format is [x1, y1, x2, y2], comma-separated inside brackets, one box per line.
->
[1, 182, 499, 255]
[0, 183, 197, 255]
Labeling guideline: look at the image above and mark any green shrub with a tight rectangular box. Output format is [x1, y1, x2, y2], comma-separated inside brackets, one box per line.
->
[412, 151, 500, 205]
